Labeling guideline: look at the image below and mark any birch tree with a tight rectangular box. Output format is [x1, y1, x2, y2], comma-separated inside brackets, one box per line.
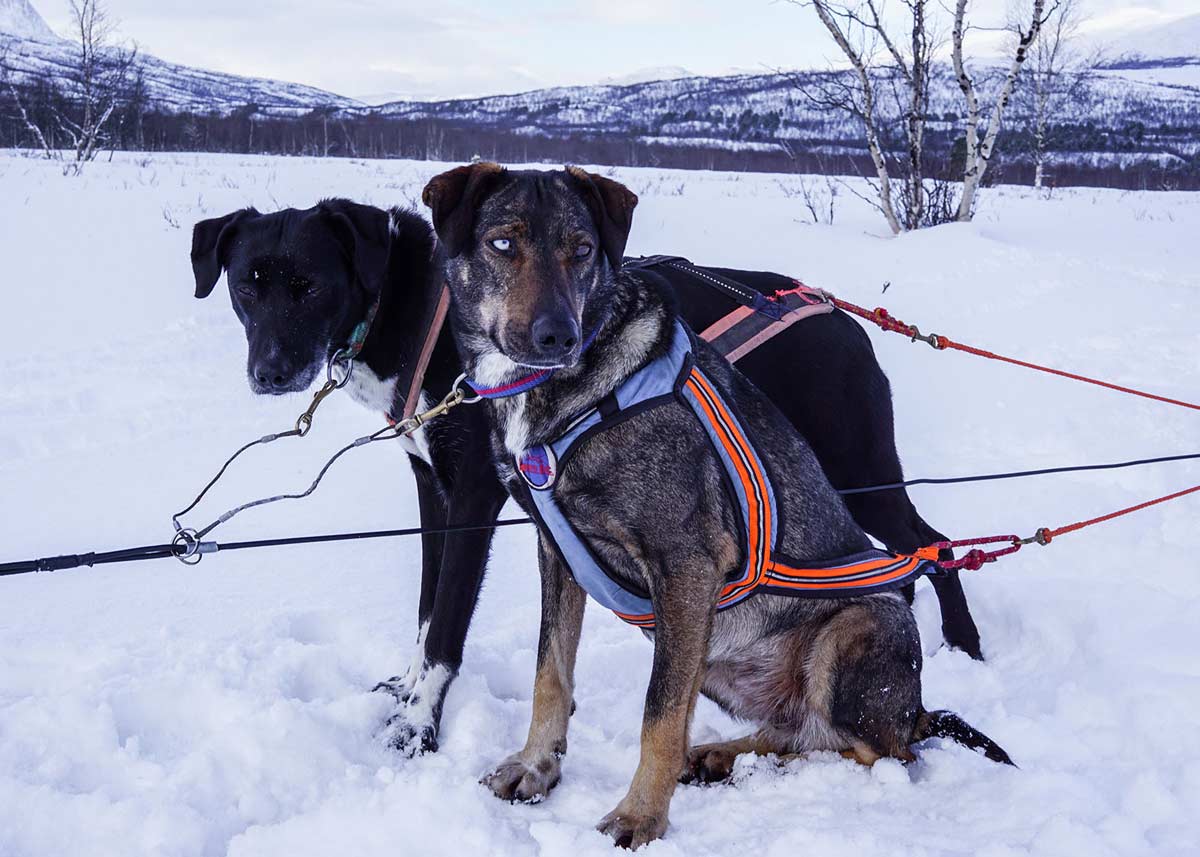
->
[795, 1, 942, 234]
[952, 0, 1057, 219]
[5, 0, 137, 173]
[1, 43, 56, 157]
[59, 0, 137, 171]
[1021, 0, 1089, 188]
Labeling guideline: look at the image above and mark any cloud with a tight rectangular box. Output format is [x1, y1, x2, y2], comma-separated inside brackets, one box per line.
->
[29, 0, 1200, 102]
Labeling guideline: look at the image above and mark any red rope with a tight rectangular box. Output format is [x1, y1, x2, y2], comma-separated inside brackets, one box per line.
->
[929, 482, 1200, 571]
[1043, 483, 1200, 541]
[830, 299, 1200, 412]
[823, 293, 1200, 570]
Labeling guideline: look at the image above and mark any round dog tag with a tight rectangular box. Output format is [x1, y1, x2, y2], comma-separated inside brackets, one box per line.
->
[517, 444, 557, 490]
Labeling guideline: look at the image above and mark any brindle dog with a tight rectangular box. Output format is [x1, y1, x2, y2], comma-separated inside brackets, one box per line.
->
[423, 164, 1013, 849]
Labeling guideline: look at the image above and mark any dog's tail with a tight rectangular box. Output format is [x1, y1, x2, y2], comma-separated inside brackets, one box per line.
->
[915, 708, 1016, 767]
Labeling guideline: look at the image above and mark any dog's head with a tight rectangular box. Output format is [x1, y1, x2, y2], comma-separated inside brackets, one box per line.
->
[190, 199, 390, 394]
[422, 163, 638, 369]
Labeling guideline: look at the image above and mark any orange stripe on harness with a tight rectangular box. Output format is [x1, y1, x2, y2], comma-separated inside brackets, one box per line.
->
[685, 370, 773, 604]
[765, 555, 923, 589]
[693, 371, 774, 604]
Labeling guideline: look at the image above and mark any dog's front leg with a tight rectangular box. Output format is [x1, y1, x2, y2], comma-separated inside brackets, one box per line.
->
[382, 470, 508, 757]
[483, 537, 585, 803]
[598, 564, 714, 850]
[374, 457, 446, 704]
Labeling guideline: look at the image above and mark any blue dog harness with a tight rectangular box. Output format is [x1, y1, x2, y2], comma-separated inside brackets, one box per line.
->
[509, 321, 935, 629]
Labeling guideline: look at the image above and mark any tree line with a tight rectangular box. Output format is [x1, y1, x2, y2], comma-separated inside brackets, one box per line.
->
[2, 0, 1196, 197]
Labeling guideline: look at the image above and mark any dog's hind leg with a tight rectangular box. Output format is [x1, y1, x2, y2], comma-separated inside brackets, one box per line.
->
[914, 518, 982, 661]
[597, 564, 716, 850]
[483, 538, 586, 803]
[817, 598, 926, 764]
[681, 731, 791, 784]
[845, 489, 983, 660]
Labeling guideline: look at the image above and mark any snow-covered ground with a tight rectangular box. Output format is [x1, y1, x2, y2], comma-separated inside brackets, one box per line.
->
[1, 151, 1199, 857]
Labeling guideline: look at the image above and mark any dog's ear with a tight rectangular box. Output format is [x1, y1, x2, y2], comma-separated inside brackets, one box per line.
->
[422, 162, 506, 258]
[565, 167, 639, 271]
[319, 199, 391, 296]
[191, 208, 257, 298]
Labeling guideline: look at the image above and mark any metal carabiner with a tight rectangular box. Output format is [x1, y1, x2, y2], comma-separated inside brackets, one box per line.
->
[172, 528, 204, 566]
[327, 348, 355, 389]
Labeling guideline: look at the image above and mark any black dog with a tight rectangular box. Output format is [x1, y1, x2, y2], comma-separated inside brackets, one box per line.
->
[190, 194, 980, 754]
[424, 163, 1011, 848]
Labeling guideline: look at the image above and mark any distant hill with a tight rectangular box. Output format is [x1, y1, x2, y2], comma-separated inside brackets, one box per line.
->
[1102, 12, 1200, 66]
[362, 61, 1200, 183]
[0, 0, 54, 41]
[0, 0, 359, 114]
[1, 0, 1197, 188]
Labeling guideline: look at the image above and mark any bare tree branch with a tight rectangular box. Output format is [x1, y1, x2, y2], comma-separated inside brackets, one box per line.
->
[954, 0, 1056, 218]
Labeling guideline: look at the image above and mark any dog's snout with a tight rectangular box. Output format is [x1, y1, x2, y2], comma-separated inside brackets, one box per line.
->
[252, 355, 296, 393]
[531, 313, 580, 362]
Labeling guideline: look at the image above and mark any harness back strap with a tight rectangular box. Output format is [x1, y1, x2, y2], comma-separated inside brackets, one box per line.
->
[623, 256, 835, 364]
[700, 284, 835, 363]
[624, 256, 789, 321]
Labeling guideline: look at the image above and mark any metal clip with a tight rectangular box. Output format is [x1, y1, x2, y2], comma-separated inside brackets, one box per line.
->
[907, 324, 945, 350]
[172, 528, 204, 565]
[394, 374, 479, 437]
[296, 378, 340, 436]
[1015, 528, 1053, 547]
[327, 347, 354, 388]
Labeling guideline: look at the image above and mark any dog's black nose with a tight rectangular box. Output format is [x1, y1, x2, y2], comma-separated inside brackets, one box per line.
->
[253, 357, 296, 392]
[531, 314, 580, 363]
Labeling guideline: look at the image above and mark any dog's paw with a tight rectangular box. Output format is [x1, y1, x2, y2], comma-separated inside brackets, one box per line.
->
[481, 752, 561, 803]
[679, 744, 738, 785]
[379, 707, 439, 757]
[596, 808, 668, 850]
[372, 673, 416, 703]
[944, 626, 984, 661]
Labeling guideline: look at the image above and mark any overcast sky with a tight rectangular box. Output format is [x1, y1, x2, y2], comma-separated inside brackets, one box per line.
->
[35, 0, 1200, 101]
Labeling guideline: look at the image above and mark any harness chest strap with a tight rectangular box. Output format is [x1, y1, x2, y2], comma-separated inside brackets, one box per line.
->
[517, 321, 936, 629]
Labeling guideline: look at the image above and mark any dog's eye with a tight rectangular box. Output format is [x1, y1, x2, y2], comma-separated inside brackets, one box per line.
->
[235, 283, 256, 299]
[574, 244, 593, 259]
[490, 238, 513, 254]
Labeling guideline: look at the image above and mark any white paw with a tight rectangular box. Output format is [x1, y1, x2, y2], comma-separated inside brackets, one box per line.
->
[380, 706, 439, 757]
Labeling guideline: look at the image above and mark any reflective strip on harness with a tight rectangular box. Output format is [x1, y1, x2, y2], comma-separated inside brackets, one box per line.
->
[764, 552, 926, 591]
[700, 283, 835, 364]
[520, 320, 931, 630]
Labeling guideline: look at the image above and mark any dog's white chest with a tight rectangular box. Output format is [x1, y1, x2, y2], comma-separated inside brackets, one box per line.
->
[344, 363, 397, 413]
[344, 364, 433, 465]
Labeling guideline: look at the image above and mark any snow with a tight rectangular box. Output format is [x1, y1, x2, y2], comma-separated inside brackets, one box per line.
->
[598, 67, 697, 87]
[0, 5, 361, 116]
[1, 151, 1199, 856]
[0, 0, 57, 43]
[1105, 13, 1200, 63]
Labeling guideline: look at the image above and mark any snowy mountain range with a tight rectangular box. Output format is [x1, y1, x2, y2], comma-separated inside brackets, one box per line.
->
[2, 0, 1198, 180]
[1100, 12, 1200, 66]
[0, 0, 360, 114]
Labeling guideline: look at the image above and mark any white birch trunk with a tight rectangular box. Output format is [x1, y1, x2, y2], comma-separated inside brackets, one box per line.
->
[954, 0, 1049, 220]
[811, 1, 903, 234]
